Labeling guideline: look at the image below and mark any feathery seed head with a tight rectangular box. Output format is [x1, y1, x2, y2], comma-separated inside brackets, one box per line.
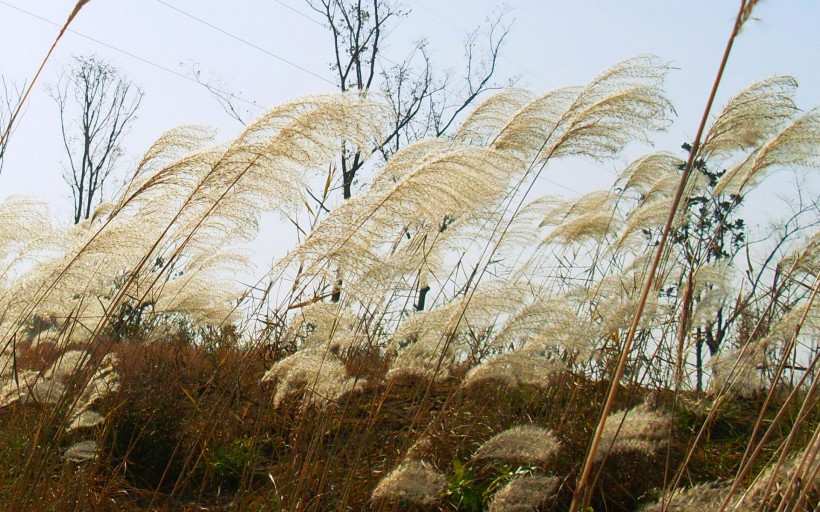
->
[710, 340, 771, 399]
[701, 76, 798, 161]
[461, 345, 566, 390]
[640, 482, 728, 512]
[63, 439, 98, 462]
[489, 475, 560, 512]
[261, 348, 364, 408]
[616, 152, 684, 196]
[371, 460, 447, 506]
[737, 443, 820, 510]
[619, 196, 689, 244]
[595, 402, 672, 462]
[714, 108, 820, 196]
[455, 88, 539, 146]
[472, 425, 561, 467]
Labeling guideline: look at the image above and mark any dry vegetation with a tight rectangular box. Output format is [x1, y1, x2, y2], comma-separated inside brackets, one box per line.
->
[1, 3, 819, 510]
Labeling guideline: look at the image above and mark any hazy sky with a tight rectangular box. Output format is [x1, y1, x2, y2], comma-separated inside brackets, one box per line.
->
[1, 0, 818, 231]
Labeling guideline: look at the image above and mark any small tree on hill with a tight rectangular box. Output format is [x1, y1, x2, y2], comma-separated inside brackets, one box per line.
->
[49, 55, 143, 224]
[0, 77, 24, 176]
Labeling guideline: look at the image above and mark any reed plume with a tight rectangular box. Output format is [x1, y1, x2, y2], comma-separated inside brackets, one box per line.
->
[594, 402, 672, 462]
[371, 460, 447, 506]
[489, 475, 560, 512]
[472, 425, 561, 467]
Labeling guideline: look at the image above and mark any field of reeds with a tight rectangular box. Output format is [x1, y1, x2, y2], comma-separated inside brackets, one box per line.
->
[1, 3, 819, 511]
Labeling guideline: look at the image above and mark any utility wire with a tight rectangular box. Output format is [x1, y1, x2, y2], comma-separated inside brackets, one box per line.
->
[1, 0, 614, 193]
[271, 0, 325, 27]
[153, 0, 477, 104]
[154, 0, 336, 86]
[154, 0, 624, 186]
[0, 0, 266, 111]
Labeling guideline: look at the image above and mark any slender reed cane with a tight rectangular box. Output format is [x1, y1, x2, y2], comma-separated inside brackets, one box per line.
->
[0, 1, 91, 155]
[569, 1, 757, 509]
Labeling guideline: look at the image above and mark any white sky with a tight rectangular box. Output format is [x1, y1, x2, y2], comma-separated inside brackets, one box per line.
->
[1, 1, 818, 258]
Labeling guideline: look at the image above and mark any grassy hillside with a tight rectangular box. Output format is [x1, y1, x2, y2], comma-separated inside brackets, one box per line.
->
[0, 9, 818, 509]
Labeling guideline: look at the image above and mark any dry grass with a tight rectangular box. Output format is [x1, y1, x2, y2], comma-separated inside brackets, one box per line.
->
[0, 20, 818, 509]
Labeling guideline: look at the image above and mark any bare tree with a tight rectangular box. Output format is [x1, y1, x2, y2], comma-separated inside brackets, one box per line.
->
[49, 55, 143, 224]
[305, 0, 512, 305]
[187, 61, 256, 126]
[0, 77, 25, 176]
[308, 0, 513, 199]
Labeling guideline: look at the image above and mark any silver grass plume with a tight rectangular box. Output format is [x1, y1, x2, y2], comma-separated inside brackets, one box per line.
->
[386, 280, 531, 381]
[115, 125, 217, 212]
[642, 170, 708, 203]
[0, 369, 62, 407]
[618, 196, 689, 245]
[472, 425, 561, 467]
[736, 442, 820, 510]
[0, 350, 119, 433]
[493, 295, 591, 349]
[580, 272, 668, 337]
[700, 76, 798, 161]
[640, 482, 728, 512]
[149, 248, 252, 325]
[543, 210, 623, 246]
[404, 436, 434, 461]
[0, 349, 88, 407]
[369, 139, 465, 191]
[492, 196, 555, 260]
[711, 301, 818, 399]
[620, 247, 684, 290]
[282, 301, 363, 354]
[689, 261, 733, 328]
[467, 293, 596, 380]
[454, 88, 539, 147]
[615, 152, 685, 197]
[489, 475, 560, 512]
[282, 143, 522, 296]
[260, 347, 364, 409]
[779, 231, 820, 279]
[540, 192, 623, 246]
[491, 55, 672, 164]
[714, 108, 820, 196]
[66, 95, 379, 313]
[371, 460, 447, 506]
[0, 197, 56, 280]
[14, 94, 383, 334]
[0, 197, 61, 359]
[66, 352, 120, 432]
[169, 94, 386, 257]
[63, 440, 98, 462]
[710, 340, 771, 399]
[594, 402, 672, 461]
[461, 343, 566, 390]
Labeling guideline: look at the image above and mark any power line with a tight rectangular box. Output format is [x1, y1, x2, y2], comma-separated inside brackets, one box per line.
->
[154, 0, 336, 86]
[2, 0, 618, 194]
[271, 0, 325, 27]
[154, 0, 477, 105]
[0, 0, 266, 112]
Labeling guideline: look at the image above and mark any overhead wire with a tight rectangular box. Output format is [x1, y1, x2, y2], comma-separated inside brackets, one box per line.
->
[153, 0, 336, 87]
[152, 0, 476, 103]
[0, 0, 266, 112]
[150, 0, 617, 189]
[150, 1, 597, 199]
[0, 0, 616, 198]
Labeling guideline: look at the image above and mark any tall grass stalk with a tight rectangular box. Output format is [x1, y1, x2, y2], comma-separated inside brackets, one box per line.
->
[0, 0, 91, 155]
[570, 1, 756, 508]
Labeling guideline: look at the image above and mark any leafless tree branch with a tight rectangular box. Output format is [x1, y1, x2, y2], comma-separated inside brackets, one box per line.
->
[0, 77, 25, 176]
[48, 55, 143, 224]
